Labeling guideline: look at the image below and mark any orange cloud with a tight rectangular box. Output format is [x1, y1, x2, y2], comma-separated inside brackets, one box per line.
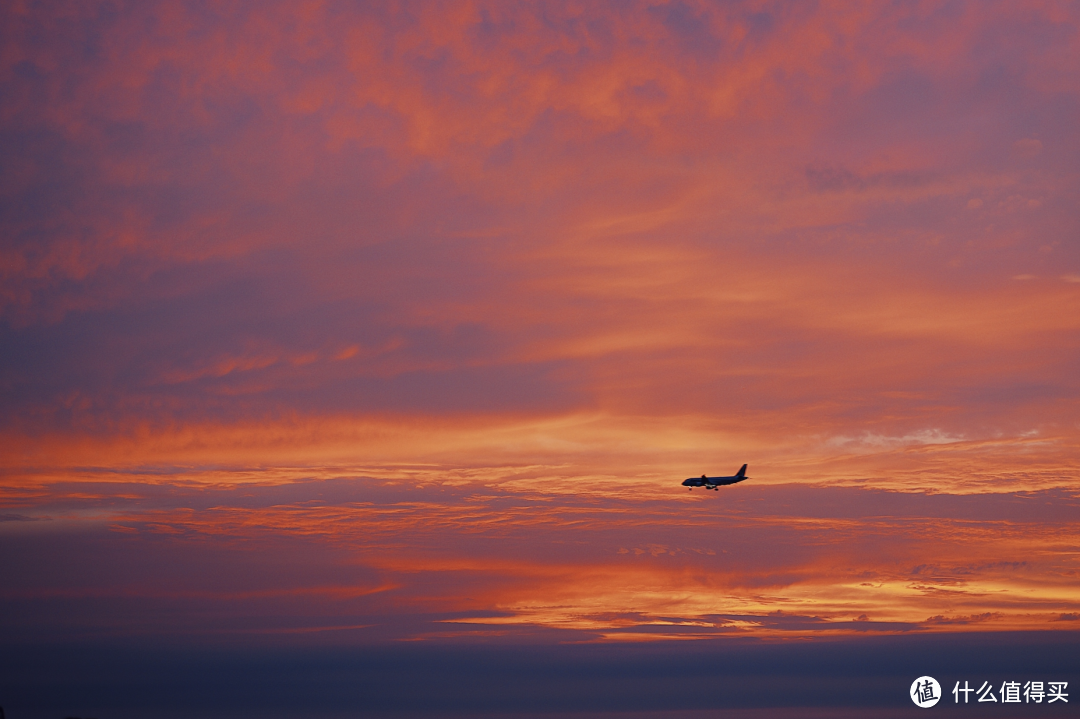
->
[5, 473, 1077, 642]
[2, 0, 1079, 655]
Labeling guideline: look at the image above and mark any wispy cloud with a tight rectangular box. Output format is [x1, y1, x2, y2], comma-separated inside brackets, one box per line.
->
[3, 476, 1077, 644]
[2, 0, 1079, 668]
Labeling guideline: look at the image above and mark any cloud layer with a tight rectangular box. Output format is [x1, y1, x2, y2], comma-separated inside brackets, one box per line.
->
[2, 7, 1079, 712]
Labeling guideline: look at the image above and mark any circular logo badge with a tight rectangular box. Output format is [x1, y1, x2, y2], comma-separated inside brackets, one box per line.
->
[911, 676, 941, 708]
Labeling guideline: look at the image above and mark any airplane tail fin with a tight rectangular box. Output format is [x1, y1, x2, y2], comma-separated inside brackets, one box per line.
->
[735, 464, 747, 478]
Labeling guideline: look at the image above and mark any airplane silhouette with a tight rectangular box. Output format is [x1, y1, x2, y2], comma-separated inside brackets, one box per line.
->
[682, 464, 749, 490]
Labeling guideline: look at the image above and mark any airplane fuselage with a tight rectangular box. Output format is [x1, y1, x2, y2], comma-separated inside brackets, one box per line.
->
[682, 464, 749, 490]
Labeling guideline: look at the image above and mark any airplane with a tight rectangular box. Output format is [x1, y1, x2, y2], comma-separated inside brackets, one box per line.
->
[682, 464, 749, 490]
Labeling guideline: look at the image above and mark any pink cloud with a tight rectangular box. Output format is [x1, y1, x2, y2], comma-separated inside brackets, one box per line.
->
[1, 1, 1078, 665]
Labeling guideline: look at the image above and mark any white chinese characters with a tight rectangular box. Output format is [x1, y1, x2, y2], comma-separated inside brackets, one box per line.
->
[951, 680, 1068, 704]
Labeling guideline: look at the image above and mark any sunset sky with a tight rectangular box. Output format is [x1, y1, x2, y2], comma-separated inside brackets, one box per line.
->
[2, 2, 1078, 716]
